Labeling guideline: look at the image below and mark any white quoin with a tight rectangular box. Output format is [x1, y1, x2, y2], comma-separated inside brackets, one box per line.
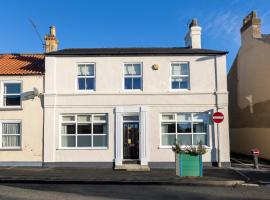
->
[185, 19, 202, 49]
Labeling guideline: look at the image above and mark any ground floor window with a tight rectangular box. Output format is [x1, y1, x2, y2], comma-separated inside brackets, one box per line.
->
[0, 121, 21, 148]
[161, 112, 208, 147]
[61, 114, 108, 148]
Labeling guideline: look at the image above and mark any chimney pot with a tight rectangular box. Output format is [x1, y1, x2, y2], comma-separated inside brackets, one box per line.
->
[240, 11, 261, 38]
[50, 25, 56, 37]
[189, 18, 198, 29]
[44, 25, 59, 53]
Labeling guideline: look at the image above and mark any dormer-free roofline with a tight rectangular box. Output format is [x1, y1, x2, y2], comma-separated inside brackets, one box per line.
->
[45, 47, 228, 57]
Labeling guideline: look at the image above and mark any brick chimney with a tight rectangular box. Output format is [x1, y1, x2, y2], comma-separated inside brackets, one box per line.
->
[44, 25, 59, 53]
[185, 19, 202, 49]
[240, 11, 261, 44]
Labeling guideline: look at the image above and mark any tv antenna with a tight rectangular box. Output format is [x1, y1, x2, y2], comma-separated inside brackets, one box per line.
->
[28, 18, 44, 48]
[186, 19, 191, 28]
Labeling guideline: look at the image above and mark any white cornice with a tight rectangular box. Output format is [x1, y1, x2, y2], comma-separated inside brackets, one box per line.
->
[44, 104, 228, 108]
[44, 91, 228, 96]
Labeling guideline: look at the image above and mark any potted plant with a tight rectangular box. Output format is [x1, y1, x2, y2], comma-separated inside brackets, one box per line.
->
[172, 141, 207, 177]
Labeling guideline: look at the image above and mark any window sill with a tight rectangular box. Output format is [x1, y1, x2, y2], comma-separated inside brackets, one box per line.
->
[122, 89, 143, 92]
[158, 146, 173, 149]
[0, 106, 22, 111]
[57, 147, 108, 150]
[75, 90, 95, 93]
[158, 145, 211, 149]
[169, 89, 190, 92]
[0, 147, 22, 151]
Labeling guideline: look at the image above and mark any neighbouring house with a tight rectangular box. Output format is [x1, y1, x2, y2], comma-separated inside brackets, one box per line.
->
[0, 25, 64, 167]
[43, 19, 230, 169]
[228, 11, 270, 160]
[0, 54, 44, 166]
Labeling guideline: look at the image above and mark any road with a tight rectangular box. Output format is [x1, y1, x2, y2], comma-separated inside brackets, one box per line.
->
[0, 184, 269, 200]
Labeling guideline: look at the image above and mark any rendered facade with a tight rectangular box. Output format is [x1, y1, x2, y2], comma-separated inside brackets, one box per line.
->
[0, 54, 44, 166]
[0, 19, 230, 168]
[43, 20, 230, 168]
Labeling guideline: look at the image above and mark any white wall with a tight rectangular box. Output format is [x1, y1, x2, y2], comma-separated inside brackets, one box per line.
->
[0, 75, 43, 165]
[45, 56, 223, 94]
[44, 54, 229, 165]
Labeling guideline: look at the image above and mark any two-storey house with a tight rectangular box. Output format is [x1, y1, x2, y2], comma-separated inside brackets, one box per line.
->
[44, 19, 230, 169]
[0, 54, 44, 166]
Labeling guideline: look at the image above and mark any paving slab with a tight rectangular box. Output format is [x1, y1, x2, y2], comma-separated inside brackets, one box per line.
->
[0, 166, 245, 186]
[231, 153, 270, 185]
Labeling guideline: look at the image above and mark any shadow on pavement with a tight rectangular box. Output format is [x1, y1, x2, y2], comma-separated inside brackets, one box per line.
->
[231, 153, 270, 185]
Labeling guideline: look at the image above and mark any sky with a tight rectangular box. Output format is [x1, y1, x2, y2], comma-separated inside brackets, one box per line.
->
[0, 0, 269, 72]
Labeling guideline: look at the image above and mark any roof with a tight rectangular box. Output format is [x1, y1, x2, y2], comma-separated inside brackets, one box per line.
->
[46, 47, 228, 56]
[257, 34, 270, 44]
[0, 54, 44, 75]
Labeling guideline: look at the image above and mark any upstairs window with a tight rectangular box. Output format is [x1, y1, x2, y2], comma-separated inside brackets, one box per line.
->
[124, 63, 142, 90]
[77, 63, 95, 91]
[1, 82, 21, 107]
[171, 62, 190, 90]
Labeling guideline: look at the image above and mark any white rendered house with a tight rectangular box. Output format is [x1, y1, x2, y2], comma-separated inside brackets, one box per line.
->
[43, 20, 230, 168]
[0, 54, 44, 166]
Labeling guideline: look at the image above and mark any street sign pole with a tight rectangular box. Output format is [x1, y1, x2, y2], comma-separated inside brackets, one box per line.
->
[212, 112, 224, 168]
[251, 148, 260, 169]
[217, 122, 221, 168]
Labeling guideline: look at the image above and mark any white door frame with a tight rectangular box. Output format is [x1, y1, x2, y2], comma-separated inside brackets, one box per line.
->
[115, 106, 149, 166]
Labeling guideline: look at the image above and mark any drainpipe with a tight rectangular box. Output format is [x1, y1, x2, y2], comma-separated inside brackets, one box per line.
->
[214, 55, 222, 168]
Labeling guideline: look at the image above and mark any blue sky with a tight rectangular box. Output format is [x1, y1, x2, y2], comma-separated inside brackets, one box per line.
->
[0, 0, 269, 72]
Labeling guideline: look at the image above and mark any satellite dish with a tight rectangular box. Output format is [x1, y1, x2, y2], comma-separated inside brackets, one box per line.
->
[33, 88, 39, 96]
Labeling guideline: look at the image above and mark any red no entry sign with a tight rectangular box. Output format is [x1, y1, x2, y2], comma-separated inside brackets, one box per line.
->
[212, 112, 224, 123]
[251, 148, 260, 156]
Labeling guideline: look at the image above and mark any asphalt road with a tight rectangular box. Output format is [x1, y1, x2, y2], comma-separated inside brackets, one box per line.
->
[0, 184, 269, 200]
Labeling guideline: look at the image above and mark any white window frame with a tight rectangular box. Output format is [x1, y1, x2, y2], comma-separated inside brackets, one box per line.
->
[170, 62, 190, 91]
[59, 114, 108, 150]
[0, 81, 22, 109]
[0, 120, 22, 149]
[160, 112, 209, 148]
[76, 63, 96, 92]
[123, 62, 143, 91]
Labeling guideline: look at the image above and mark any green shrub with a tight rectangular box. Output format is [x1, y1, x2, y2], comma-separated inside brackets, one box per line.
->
[172, 141, 207, 155]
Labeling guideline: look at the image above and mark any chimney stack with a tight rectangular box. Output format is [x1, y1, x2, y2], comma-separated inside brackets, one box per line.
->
[240, 11, 261, 44]
[44, 25, 59, 53]
[185, 19, 202, 49]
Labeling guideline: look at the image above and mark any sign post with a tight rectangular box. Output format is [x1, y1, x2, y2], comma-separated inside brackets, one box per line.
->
[212, 112, 224, 168]
[251, 148, 260, 169]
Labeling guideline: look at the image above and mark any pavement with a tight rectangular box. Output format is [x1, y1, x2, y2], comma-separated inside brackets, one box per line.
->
[230, 153, 270, 185]
[0, 166, 245, 186]
[0, 153, 268, 187]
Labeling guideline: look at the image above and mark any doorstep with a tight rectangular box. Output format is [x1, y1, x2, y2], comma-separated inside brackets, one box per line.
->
[114, 164, 150, 172]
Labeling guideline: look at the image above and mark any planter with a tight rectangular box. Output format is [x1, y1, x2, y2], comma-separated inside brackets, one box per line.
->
[175, 153, 203, 177]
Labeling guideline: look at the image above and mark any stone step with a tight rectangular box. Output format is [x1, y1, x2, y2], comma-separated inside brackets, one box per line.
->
[114, 164, 150, 172]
